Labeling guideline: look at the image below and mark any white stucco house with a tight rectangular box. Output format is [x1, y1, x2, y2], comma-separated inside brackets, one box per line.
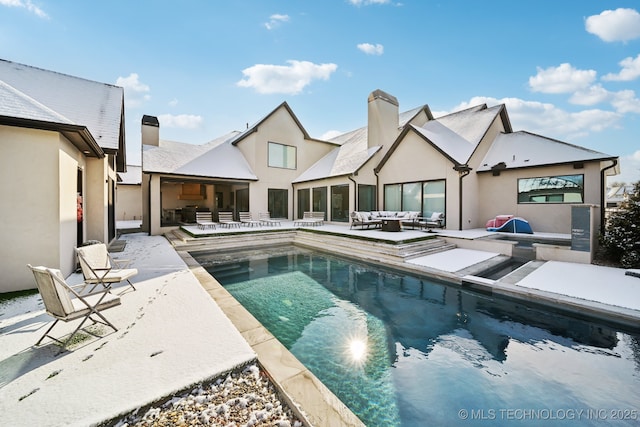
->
[0, 59, 128, 292]
[141, 89, 619, 241]
[117, 164, 142, 222]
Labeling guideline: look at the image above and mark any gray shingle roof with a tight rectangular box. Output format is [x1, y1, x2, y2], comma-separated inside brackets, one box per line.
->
[477, 131, 616, 172]
[143, 132, 258, 180]
[0, 59, 124, 152]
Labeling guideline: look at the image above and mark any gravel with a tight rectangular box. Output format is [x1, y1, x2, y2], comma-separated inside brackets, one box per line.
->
[111, 363, 306, 427]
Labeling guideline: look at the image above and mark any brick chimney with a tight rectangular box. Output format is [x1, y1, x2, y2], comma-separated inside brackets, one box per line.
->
[141, 115, 159, 147]
[367, 89, 399, 149]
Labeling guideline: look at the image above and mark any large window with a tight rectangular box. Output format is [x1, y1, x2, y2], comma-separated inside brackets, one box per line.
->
[268, 189, 288, 218]
[313, 187, 327, 217]
[358, 184, 376, 212]
[331, 185, 350, 222]
[297, 188, 310, 219]
[384, 184, 402, 211]
[423, 180, 445, 217]
[518, 174, 584, 203]
[384, 180, 446, 223]
[268, 142, 296, 169]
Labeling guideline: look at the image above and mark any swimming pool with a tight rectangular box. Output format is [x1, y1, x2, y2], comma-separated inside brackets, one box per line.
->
[194, 246, 640, 426]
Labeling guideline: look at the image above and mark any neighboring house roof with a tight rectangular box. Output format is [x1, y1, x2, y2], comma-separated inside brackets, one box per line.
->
[118, 165, 142, 185]
[143, 132, 258, 181]
[477, 131, 617, 172]
[0, 59, 126, 168]
[606, 184, 636, 204]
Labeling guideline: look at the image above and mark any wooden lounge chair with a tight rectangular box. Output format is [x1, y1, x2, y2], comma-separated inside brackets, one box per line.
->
[239, 212, 262, 227]
[195, 212, 216, 229]
[259, 212, 281, 226]
[27, 264, 121, 352]
[75, 243, 138, 291]
[218, 211, 242, 228]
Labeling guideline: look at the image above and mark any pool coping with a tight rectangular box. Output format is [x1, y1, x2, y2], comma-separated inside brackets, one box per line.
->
[178, 250, 366, 427]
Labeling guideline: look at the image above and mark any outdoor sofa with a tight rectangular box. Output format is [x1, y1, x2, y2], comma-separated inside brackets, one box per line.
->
[350, 211, 420, 230]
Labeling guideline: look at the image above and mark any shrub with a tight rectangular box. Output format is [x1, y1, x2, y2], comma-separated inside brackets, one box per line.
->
[601, 181, 640, 268]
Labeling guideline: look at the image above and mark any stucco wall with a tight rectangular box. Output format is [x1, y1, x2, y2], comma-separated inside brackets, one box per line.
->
[235, 107, 335, 218]
[0, 126, 91, 292]
[476, 162, 603, 234]
[376, 131, 461, 228]
[117, 184, 142, 220]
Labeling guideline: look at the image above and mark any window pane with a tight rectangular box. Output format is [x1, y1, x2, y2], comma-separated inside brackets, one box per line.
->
[518, 175, 584, 203]
[402, 182, 421, 212]
[358, 185, 376, 211]
[297, 188, 310, 219]
[313, 187, 327, 216]
[268, 189, 288, 218]
[268, 142, 296, 169]
[423, 180, 445, 221]
[384, 184, 401, 211]
[331, 185, 349, 222]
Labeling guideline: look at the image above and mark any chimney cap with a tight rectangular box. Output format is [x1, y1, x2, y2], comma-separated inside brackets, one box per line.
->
[368, 89, 398, 106]
[142, 115, 159, 127]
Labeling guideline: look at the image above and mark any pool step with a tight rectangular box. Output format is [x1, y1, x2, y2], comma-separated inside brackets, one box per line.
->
[294, 231, 455, 266]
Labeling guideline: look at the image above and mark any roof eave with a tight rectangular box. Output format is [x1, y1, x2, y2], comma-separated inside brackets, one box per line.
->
[476, 156, 619, 173]
[0, 115, 105, 158]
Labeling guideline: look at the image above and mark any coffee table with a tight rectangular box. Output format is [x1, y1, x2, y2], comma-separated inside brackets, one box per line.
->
[380, 218, 402, 232]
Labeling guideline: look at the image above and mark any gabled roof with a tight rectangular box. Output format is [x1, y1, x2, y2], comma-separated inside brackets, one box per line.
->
[117, 165, 142, 185]
[437, 104, 510, 145]
[477, 131, 617, 172]
[294, 105, 431, 183]
[143, 132, 258, 181]
[0, 59, 126, 168]
[229, 101, 324, 146]
[293, 145, 381, 183]
[411, 122, 475, 164]
[376, 103, 503, 171]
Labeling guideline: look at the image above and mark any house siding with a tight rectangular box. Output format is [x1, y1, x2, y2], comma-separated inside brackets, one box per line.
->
[476, 162, 603, 233]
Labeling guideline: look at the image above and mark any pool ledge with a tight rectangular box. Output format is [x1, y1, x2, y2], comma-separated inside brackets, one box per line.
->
[180, 250, 366, 427]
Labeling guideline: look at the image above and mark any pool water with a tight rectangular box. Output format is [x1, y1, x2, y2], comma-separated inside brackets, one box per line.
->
[195, 246, 640, 427]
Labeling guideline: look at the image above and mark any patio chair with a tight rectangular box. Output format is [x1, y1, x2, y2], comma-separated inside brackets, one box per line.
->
[75, 243, 138, 292]
[27, 264, 121, 352]
[421, 212, 445, 230]
[195, 211, 216, 230]
[239, 211, 262, 227]
[218, 211, 242, 228]
[259, 212, 281, 226]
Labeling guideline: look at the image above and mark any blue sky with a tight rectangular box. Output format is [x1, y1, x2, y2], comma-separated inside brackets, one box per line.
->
[2, 1, 640, 184]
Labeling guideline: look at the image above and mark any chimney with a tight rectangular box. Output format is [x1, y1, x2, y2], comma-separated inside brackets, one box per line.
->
[367, 89, 399, 149]
[141, 115, 159, 147]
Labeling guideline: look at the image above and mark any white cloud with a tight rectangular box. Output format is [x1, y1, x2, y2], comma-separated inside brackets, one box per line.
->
[610, 90, 640, 114]
[585, 8, 640, 42]
[616, 150, 640, 184]
[157, 114, 203, 129]
[569, 84, 611, 106]
[264, 13, 290, 30]
[602, 54, 640, 81]
[357, 43, 384, 55]
[0, 0, 47, 18]
[168, 98, 179, 107]
[115, 73, 151, 108]
[454, 96, 621, 140]
[529, 63, 596, 94]
[320, 130, 343, 140]
[348, 0, 391, 5]
[236, 60, 338, 95]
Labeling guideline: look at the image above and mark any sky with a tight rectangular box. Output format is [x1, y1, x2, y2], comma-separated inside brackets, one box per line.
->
[1, 0, 640, 184]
